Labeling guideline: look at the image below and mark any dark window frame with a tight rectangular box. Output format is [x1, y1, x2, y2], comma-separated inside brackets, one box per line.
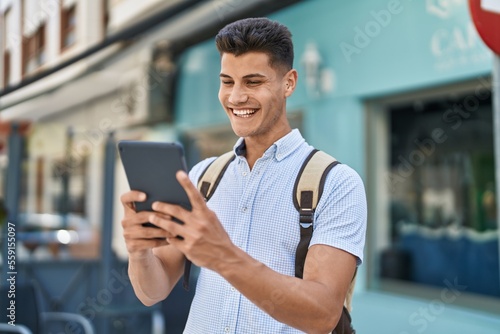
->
[60, 4, 76, 52]
[22, 23, 46, 76]
[102, 0, 109, 38]
[2, 6, 12, 87]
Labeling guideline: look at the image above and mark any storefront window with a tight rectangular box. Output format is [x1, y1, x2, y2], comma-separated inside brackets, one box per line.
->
[381, 92, 499, 298]
[17, 125, 97, 259]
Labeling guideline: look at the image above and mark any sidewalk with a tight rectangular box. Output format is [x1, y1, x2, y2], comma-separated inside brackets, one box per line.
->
[351, 291, 500, 333]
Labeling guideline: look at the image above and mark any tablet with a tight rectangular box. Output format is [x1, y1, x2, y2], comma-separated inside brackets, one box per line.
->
[117, 141, 191, 226]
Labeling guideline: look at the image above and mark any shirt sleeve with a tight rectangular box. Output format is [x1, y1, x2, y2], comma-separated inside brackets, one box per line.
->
[309, 164, 367, 266]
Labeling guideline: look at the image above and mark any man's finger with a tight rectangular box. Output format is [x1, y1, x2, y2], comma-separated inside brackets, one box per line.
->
[121, 191, 147, 214]
[150, 213, 185, 238]
[176, 170, 206, 208]
[122, 211, 156, 228]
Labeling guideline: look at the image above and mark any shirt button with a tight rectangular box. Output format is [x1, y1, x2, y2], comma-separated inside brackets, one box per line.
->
[242, 207, 247, 212]
[242, 172, 247, 176]
[224, 326, 230, 333]
[231, 286, 236, 292]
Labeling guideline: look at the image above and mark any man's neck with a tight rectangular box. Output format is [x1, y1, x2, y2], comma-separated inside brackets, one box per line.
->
[243, 127, 292, 170]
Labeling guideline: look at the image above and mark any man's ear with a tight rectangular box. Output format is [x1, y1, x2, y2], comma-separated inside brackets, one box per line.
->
[284, 69, 298, 97]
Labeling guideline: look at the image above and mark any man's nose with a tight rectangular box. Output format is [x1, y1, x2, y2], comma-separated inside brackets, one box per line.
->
[228, 85, 249, 105]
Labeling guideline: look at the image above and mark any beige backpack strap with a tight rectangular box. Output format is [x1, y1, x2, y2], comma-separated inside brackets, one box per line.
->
[293, 149, 357, 315]
[344, 269, 357, 312]
[197, 151, 235, 200]
[293, 149, 339, 278]
[294, 150, 338, 213]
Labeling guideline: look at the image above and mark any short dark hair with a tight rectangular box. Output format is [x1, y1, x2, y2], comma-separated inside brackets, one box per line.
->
[215, 18, 294, 72]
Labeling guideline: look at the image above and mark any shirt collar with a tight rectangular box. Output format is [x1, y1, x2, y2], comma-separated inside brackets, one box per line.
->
[233, 129, 305, 161]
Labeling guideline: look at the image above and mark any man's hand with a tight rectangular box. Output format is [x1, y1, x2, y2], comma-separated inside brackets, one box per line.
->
[120, 190, 186, 306]
[148, 171, 235, 270]
[120, 190, 175, 257]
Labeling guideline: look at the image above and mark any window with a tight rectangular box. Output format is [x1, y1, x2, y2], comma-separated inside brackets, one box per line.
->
[378, 91, 499, 298]
[61, 5, 76, 50]
[2, 7, 12, 87]
[22, 24, 46, 76]
[102, 0, 109, 37]
[3, 51, 10, 88]
[21, 0, 50, 76]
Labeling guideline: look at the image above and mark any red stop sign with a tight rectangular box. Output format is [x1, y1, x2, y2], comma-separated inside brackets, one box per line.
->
[469, 0, 500, 55]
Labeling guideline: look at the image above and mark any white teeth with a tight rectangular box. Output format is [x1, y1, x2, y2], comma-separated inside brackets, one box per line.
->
[233, 109, 257, 116]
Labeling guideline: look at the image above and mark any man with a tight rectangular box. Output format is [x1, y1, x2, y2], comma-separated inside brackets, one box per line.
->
[120, 17, 367, 333]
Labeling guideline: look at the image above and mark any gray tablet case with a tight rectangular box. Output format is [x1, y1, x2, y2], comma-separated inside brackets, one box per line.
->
[117, 141, 191, 215]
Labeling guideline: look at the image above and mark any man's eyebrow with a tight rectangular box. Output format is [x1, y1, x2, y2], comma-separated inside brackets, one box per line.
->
[242, 73, 266, 79]
[219, 73, 267, 79]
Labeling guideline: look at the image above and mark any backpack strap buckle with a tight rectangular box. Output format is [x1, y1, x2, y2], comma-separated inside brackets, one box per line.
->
[299, 208, 313, 228]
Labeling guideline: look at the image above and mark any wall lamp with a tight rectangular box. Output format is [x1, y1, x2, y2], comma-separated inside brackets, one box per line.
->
[301, 42, 335, 99]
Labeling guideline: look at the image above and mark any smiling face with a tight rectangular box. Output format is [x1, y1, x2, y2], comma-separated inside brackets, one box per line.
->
[218, 52, 297, 145]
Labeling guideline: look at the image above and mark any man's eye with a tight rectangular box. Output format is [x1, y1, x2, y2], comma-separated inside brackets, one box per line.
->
[247, 81, 261, 85]
[222, 81, 233, 85]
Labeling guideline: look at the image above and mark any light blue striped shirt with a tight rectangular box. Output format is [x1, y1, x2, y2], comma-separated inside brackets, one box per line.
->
[184, 129, 367, 334]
